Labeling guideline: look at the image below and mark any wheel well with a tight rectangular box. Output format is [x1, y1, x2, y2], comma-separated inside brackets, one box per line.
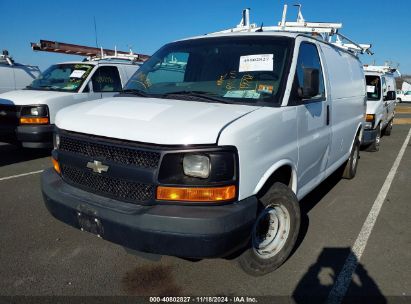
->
[257, 165, 292, 199]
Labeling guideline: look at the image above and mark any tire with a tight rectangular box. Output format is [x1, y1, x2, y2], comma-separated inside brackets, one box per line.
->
[365, 124, 381, 152]
[397, 98, 402, 103]
[342, 135, 360, 179]
[383, 119, 393, 136]
[238, 182, 300, 276]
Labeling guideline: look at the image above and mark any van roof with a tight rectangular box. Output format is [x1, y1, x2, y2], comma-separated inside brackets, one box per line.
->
[177, 31, 360, 58]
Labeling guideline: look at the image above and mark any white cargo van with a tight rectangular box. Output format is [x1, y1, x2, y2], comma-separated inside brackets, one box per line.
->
[0, 60, 139, 148]
[41, 8, 367, 275]
[362, 65, 397, 151]
[0, 50, 41, 94]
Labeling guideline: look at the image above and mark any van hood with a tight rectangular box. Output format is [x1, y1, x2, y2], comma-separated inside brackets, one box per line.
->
[56, 97, 260, 145]
[0, 89, 74, 105]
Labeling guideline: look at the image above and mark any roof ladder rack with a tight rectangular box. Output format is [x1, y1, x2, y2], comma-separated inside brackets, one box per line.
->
[211, 4, 373, 56]
[30, 40, 150, 63]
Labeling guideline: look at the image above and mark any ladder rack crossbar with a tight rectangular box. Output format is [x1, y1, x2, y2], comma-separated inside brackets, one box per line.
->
[211, 4, 373, 56]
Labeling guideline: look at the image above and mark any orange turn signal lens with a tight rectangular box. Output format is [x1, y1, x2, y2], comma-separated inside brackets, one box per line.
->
[52, 158, 61, 175]
[365, 114, 375, 122]
[20, 117, 49, 125]
[156, 185, 236, 202]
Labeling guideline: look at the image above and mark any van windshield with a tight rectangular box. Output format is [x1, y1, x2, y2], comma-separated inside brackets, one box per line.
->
[27, 64, 94, 92]
[123, 36, 293, 106]
[366, 75, 381, 101]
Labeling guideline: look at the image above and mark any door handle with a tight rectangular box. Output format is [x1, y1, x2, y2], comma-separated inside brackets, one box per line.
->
[326, 105, 330, 125]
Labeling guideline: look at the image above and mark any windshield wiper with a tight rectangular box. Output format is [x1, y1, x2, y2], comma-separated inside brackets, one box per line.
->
[121, 89, 150, 97]
[161, 91, 230, 104]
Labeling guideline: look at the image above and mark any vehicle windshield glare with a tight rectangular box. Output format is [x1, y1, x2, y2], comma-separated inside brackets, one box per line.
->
[123, 36, 292, 106]
[366, 75, 381, 101]
[27, 64, 94, 92]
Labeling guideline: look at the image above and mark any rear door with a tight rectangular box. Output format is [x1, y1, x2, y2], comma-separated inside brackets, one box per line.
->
[294, 42, 331, 191]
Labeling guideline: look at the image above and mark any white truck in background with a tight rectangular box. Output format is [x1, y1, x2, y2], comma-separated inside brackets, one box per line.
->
[0, 59, 140, 148]
[0, 50, 41, 94]
[0, 41, 149, 148]
[362, 65, 397, 151]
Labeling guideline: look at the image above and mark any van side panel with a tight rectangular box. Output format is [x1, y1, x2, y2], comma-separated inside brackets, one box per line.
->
[320, 44, 365, 168]
[0, 66, 16, 93]
[13, 65, 41, 89]
[218, 107, 298, 201]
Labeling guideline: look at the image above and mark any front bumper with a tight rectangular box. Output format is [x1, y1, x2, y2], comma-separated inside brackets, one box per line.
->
[361, 128, 377, 145]
[0, 126, 18, 144]
[16, 124, 54, 148]
[41, 169, 258, 258]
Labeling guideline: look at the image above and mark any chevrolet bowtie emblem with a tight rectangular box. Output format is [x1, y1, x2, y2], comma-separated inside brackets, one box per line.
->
[87, 160, 109, 174]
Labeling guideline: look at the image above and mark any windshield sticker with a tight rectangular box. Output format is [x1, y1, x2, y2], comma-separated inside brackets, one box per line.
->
[224, 90, 260, 99]
[70, 70, 86, 78]
[257, 84, 274, 94]
[217, 74, 227, 86]
[225, 71, 237, 90]
[239, 75, 254, 89]
[239, 54, 274, 72]
[367, 85, 376, 93]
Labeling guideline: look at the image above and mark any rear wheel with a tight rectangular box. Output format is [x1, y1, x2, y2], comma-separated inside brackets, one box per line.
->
[365, 124, 381, 152]
[342, 135, 360, 179]
[383, 119, 393, 136]
[397, 98, 402, 103]
[238, 183, 300, 276]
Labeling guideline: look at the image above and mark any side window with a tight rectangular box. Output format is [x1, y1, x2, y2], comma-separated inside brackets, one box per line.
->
[91, 66, 122, 92]
[294, 42, 325, 101]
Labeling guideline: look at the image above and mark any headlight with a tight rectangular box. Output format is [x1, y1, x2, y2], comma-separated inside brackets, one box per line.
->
[20, 105, 49, 125]
[183, 154, 210, 179]
[20, 105, 48, 117]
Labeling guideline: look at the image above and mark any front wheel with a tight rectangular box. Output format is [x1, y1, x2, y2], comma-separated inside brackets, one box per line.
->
[342, 135, 360, 179]
[383, 119, 393, 136]
[365, 124, 381, 152]
[238, 182, 300, 276]
[397, 98, 402, 103]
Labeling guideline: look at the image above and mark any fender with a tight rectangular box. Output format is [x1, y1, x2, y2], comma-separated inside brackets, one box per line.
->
[253, 159, 298, 196]
[348, 122, 363, 152]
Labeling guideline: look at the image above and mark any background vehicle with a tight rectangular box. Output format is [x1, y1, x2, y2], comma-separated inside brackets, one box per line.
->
[397, 90, 411, 103]
[363, 65, 397, 151]
[42, 5, 368, 275]
[0, 50, 41, 94]
[0, 59, 139, 148]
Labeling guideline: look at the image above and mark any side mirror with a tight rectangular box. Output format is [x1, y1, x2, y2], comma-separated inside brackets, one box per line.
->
[298, 68, 319, 99]
[384, 91, 396, 101]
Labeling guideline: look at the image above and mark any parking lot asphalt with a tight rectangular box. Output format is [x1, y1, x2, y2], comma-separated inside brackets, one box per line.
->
[0, 103, 410, 302]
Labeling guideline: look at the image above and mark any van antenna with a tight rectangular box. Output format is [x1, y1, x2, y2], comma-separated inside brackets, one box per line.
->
[93, 16, 99, 48]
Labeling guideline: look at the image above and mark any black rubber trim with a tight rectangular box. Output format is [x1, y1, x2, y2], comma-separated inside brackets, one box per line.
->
[16, 124, 55, 145]
[42, 168, 258, 258]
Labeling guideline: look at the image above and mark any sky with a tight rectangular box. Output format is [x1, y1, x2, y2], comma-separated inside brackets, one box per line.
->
[1, 0, 411, 74]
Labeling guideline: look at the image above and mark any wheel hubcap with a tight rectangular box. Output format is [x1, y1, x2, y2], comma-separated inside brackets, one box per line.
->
[252, 204, 290, 259]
